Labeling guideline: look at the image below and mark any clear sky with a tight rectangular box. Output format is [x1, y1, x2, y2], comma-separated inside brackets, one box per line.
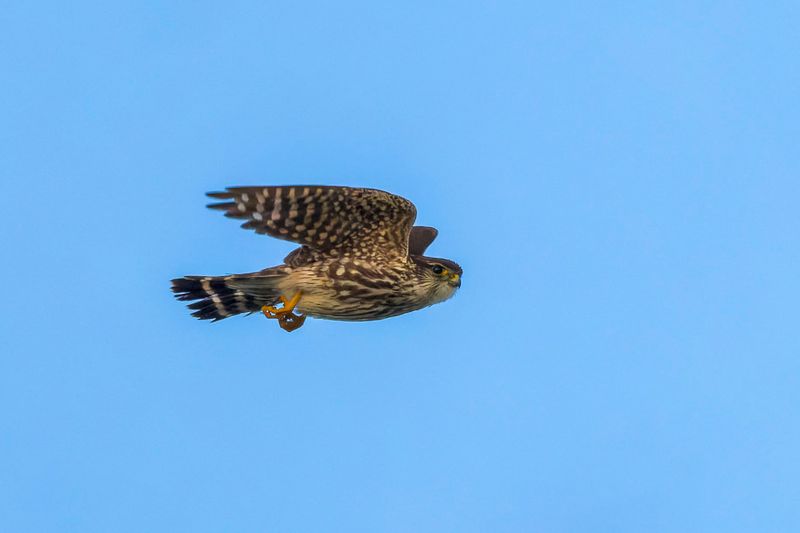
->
[2, 2, 799, 532]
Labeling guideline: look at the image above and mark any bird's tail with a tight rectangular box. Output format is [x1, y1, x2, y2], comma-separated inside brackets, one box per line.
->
[170, 269, 288, 321]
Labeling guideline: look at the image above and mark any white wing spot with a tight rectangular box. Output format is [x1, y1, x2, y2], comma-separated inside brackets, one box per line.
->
[252, 212, 263, 221]
[241, 193, 249, 202]
[271, 198, 282, 221]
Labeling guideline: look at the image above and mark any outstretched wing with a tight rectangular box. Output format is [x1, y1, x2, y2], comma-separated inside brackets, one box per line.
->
[207, 186, 417, 261]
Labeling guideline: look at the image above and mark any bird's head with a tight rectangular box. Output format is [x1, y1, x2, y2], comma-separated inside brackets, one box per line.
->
[412, 256, 463, 304]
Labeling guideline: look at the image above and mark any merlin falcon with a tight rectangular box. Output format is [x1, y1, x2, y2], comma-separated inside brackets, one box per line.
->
[171, 186, 462, 332]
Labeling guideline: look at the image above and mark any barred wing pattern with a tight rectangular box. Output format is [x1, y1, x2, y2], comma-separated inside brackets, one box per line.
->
[207, 186, 417, 262]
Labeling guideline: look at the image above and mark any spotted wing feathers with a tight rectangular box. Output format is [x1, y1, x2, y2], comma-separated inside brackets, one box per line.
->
[207, 186, 417, 260]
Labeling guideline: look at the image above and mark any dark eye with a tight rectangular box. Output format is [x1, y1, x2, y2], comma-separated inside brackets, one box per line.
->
[431, 265, 444, 274]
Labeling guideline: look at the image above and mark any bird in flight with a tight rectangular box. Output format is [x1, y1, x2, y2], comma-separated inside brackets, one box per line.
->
[171, 185, 462, 332]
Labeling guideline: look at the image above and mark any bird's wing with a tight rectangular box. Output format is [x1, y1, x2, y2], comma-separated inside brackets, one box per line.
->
[207, 186, 417, 261]
[408, 226, 438, 256]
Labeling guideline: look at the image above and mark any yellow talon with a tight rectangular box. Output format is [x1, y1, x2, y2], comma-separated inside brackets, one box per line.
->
[261, 292, 306, 332]
[261, 304, 280, 318]
[261, 292, 302, 316]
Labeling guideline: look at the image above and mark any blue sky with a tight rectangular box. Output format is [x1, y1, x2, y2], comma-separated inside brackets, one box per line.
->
[2, 1, 799, 531]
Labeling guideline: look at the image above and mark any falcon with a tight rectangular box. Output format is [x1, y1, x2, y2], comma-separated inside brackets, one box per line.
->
[171, 186, 462, 332]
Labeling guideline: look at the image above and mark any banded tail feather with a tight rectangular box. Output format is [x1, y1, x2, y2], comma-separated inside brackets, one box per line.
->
[171, 272, 284, 321]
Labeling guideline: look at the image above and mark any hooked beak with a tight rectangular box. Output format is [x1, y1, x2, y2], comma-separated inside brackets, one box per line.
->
[448, 273, 461, 288]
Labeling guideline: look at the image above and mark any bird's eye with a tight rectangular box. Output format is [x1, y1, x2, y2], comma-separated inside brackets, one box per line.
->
[431, 265, 444, 275]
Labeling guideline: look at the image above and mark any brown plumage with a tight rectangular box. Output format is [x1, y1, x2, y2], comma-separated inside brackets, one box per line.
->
[171, 186, 462, 329]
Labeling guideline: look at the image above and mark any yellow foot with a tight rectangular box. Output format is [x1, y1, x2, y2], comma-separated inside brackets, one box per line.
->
[261, 292, 306, 332]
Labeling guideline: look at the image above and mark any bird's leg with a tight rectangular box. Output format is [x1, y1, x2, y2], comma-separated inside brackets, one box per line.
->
[261, 292, 306, 332]
[261, 291, 302, 317]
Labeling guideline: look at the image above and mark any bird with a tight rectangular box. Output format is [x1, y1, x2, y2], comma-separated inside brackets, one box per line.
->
[171, 185, 462, 332]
